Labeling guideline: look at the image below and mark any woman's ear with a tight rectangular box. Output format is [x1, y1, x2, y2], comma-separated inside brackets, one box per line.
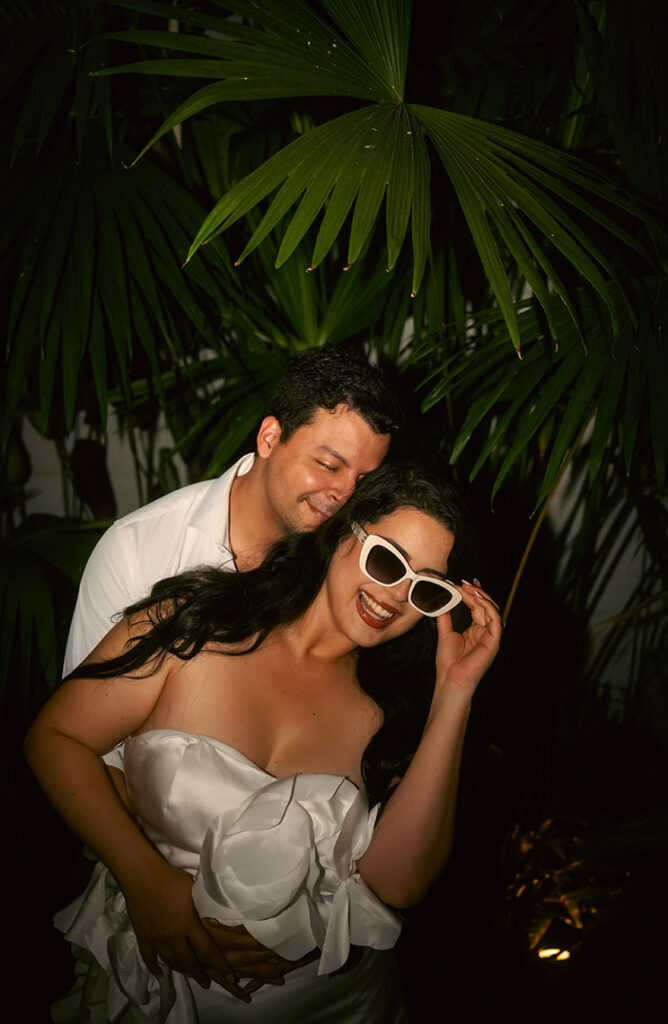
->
[256, 416, 282, 459]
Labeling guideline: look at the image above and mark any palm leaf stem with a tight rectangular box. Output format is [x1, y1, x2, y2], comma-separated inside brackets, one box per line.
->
[502, 417, 592, 625]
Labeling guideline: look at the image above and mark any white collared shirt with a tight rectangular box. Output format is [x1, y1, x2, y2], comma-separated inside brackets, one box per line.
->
[63, 454, 254, 676]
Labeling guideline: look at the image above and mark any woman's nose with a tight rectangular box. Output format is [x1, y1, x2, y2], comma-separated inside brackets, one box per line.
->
[389, 579, 411, 604]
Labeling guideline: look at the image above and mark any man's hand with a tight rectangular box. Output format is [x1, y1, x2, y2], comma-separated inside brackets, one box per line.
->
[201, 919, 319, 995]
[124, 863, 253, 1002]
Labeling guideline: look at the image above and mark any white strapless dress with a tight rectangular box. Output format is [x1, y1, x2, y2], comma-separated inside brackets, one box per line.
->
[52, 730, 406, 1023]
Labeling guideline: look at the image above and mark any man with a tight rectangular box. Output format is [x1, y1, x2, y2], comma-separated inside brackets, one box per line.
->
[64, 347, 402, 674]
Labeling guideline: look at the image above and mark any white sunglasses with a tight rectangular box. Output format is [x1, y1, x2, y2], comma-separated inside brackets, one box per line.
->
[352, 522, 462, 617]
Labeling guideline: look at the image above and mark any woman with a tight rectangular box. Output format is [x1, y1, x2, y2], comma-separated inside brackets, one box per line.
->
[26, 462, 502, 1023]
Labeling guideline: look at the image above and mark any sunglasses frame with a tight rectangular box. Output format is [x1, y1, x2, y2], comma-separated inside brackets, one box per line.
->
[351, 522, 462, 617]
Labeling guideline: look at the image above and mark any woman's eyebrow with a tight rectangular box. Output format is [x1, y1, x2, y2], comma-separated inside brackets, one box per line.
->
[380, 534, 446, 578]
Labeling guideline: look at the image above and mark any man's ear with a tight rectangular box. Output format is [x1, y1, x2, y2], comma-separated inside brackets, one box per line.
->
[256, 416, 282, 459]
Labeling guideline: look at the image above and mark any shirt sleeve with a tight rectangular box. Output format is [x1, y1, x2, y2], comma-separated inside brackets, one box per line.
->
[62, 522, 139, 677]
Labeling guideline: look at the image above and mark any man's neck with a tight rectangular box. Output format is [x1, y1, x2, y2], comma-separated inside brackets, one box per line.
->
[228, 459, 286, 571]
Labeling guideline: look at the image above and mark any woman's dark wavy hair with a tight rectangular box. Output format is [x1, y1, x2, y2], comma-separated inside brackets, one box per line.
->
[68, 461, 469, 807]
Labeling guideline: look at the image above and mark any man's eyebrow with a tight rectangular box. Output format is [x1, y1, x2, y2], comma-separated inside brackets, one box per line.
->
[316, 445, 349, 466]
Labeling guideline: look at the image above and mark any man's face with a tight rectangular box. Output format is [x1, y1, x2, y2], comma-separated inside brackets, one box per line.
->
[258, 404, 391, 533]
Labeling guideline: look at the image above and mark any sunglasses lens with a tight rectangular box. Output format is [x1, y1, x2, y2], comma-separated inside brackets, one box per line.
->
[412, 580, 451, 614]
[364, 543, 405, 585]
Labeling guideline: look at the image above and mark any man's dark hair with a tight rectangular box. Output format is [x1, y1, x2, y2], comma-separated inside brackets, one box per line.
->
[267, 347, 404, 441]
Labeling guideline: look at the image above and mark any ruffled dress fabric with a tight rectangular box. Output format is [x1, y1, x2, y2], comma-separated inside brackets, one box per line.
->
[52, 730, 406, 1023]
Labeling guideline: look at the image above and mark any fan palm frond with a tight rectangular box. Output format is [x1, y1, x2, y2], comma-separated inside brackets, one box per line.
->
[98, 0, 654, 351]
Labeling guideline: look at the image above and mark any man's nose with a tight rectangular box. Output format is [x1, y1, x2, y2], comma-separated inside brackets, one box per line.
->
[327, 471, 356, 503]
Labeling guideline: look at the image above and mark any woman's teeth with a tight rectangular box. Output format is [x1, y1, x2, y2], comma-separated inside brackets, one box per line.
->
[359, 591, 394, 621]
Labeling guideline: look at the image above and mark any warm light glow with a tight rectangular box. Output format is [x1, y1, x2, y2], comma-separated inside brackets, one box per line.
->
[538, 947, 571, 961]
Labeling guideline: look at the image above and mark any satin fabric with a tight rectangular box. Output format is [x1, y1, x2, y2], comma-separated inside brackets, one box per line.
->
[52, 730, 406, 1023]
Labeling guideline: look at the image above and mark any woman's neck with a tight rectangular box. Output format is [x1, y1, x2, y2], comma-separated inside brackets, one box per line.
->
[278, 592, 359, 664]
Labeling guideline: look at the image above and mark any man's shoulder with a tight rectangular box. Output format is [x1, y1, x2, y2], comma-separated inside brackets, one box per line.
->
[112, 479, 216, 532]
[111, 455, 253, 535]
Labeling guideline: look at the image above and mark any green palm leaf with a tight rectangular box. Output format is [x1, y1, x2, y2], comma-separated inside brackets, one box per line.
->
[413, 279, 665, 506]
[411, 105, 650, 348]
[99, 0, 407, 151]
[0, 516, 105, 701]
[100, 0, 651, 347]
[2, 132, 233, 444]
[2, 2, 114, 161]
[185, 104, 428, 281]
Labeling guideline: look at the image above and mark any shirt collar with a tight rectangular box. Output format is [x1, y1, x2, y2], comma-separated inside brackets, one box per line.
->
[189, 452, 255, 557]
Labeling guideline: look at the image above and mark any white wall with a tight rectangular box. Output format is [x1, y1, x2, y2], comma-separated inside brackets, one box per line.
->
[23, 413, 184, 519]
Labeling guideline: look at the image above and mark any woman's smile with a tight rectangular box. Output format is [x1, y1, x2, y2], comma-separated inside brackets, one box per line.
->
[356, 589, 397, 629]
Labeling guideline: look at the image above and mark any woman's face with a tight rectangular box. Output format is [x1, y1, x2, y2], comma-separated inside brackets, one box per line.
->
[324, 507, 456, 648]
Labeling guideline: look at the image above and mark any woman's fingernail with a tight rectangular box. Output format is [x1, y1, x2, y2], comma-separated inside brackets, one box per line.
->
[461, 579, 473, 586]
[473, 578, 481, 587]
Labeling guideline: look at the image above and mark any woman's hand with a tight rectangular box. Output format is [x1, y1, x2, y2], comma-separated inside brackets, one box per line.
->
[124, 862, 253, 1002]
[434, 580, 502, 696]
